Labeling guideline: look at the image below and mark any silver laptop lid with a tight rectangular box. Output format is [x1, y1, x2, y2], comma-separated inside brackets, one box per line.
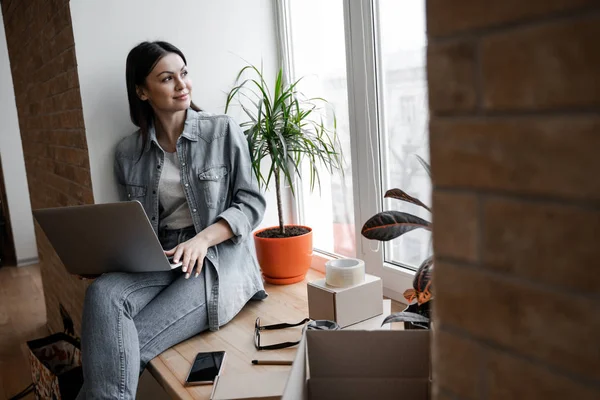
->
[33, 201, 177, 275]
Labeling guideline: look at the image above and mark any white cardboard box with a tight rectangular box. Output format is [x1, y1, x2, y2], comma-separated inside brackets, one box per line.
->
[344, 299, 391, 331]
[307, 274, 383, 328]
[282, 330, 431, 400]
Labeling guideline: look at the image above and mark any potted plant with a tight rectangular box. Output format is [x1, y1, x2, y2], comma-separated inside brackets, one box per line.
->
[225, 65, 342, 284]
[361, 156, 433, 329]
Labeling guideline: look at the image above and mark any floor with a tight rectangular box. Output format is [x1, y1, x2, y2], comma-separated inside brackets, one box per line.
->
[0, 264, 46, 400]
[0, 263, 171, 400]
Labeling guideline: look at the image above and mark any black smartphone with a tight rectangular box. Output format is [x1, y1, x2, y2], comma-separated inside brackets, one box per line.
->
[185, 351, 226, 385]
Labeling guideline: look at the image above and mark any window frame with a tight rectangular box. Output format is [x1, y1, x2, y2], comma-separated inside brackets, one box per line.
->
[275, 0, 420, 301]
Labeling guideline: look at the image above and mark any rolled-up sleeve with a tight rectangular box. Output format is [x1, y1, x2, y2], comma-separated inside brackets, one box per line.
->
[218, 117, 266, 244]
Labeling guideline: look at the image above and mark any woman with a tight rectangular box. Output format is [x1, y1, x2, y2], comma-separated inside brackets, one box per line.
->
[76, 41, 267, 399]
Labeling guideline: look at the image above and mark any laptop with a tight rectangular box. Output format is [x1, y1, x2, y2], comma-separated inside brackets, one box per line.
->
[33, 201, 183, 275]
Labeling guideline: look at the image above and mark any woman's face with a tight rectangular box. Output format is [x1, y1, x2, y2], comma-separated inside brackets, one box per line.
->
[137, 53, 192, 113]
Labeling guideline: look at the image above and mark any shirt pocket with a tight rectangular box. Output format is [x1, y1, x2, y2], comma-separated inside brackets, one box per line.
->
[197, 165, 228, 209]
[125, 183, 147, 200]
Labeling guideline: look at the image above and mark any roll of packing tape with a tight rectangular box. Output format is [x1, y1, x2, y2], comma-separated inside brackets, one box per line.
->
[306, 320, 340, 331]
[325, 258, 365, 288]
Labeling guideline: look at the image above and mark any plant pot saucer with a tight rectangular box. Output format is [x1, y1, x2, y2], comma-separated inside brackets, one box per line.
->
[263, 273, 306, 285]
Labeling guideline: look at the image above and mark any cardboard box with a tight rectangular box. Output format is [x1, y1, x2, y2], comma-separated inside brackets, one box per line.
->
[307, 274, 383, 328]
[344, 299, 391, 331]
[282, 330, 431, 400]
[211, 371, 289, 400]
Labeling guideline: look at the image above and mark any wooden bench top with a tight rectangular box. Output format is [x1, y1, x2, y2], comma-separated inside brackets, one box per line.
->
[147, 268, 324, 400]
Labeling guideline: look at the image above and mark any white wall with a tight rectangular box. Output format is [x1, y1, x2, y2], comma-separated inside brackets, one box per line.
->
[0, 9, 38, 266]
[70, 0, 281, 229]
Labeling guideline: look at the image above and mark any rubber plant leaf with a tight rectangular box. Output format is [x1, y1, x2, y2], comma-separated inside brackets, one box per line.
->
[361, 211, 431, 242]
[403, 288, 417, 304]
[415, 154, 431, 178]
[385, 189, 431, 212]
[381, 312, 430, 326]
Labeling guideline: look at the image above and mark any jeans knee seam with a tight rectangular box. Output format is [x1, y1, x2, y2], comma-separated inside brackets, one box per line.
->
[120, 279, 173, 299]
[116, 279, 172, 399]
[139, 300, 207, 359]
[117, 308, 126, 400]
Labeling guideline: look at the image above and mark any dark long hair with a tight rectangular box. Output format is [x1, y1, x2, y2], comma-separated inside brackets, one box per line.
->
[125, 41, 201, 150]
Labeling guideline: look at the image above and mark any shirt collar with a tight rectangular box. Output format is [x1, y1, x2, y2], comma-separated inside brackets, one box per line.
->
[144, 108, 198, 152]
[181, 108, 198, 142]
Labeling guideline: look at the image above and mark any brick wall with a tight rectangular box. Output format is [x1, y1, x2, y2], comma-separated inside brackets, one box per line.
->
[428, 1, 600, 399]
[1, 0, 91, 334]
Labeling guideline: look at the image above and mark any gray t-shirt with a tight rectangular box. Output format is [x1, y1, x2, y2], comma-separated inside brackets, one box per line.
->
[158, 151, 193, 230]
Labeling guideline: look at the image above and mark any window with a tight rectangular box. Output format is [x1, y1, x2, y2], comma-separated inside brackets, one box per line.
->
[285, 0, 356, 258]
[279, 0, 430, 298]
[375, 0, 431, 269]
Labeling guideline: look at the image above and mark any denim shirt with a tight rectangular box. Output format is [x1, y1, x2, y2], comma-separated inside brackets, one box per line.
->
[114, 109, 267, 331]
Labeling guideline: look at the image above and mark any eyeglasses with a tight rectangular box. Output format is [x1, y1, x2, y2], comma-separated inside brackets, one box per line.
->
[254, 317, 310, 350]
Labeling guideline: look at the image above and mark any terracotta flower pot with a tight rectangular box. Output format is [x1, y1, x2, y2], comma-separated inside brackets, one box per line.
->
[253, 225, 313, 285]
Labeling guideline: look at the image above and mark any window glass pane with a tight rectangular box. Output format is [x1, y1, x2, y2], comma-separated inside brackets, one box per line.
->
[376, 0, 431, 268]
[288, 0, 355, 257]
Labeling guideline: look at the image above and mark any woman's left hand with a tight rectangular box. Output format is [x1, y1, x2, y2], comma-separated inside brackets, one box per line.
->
[165, 235, 209, 279]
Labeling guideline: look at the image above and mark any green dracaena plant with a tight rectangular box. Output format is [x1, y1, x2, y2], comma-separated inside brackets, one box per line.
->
[225, 65, 343, 236]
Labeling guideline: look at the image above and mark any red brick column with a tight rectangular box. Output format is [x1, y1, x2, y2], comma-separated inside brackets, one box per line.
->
[1, 0, 92, 334]
[427, 1, 600, 399]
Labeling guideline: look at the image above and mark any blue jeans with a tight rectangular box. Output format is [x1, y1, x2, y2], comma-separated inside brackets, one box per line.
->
[76, 227, 208, 399]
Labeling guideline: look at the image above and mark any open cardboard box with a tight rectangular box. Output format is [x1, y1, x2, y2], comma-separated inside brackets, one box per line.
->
[282, 329, 431, 400]
[307, 274, 383, 328]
